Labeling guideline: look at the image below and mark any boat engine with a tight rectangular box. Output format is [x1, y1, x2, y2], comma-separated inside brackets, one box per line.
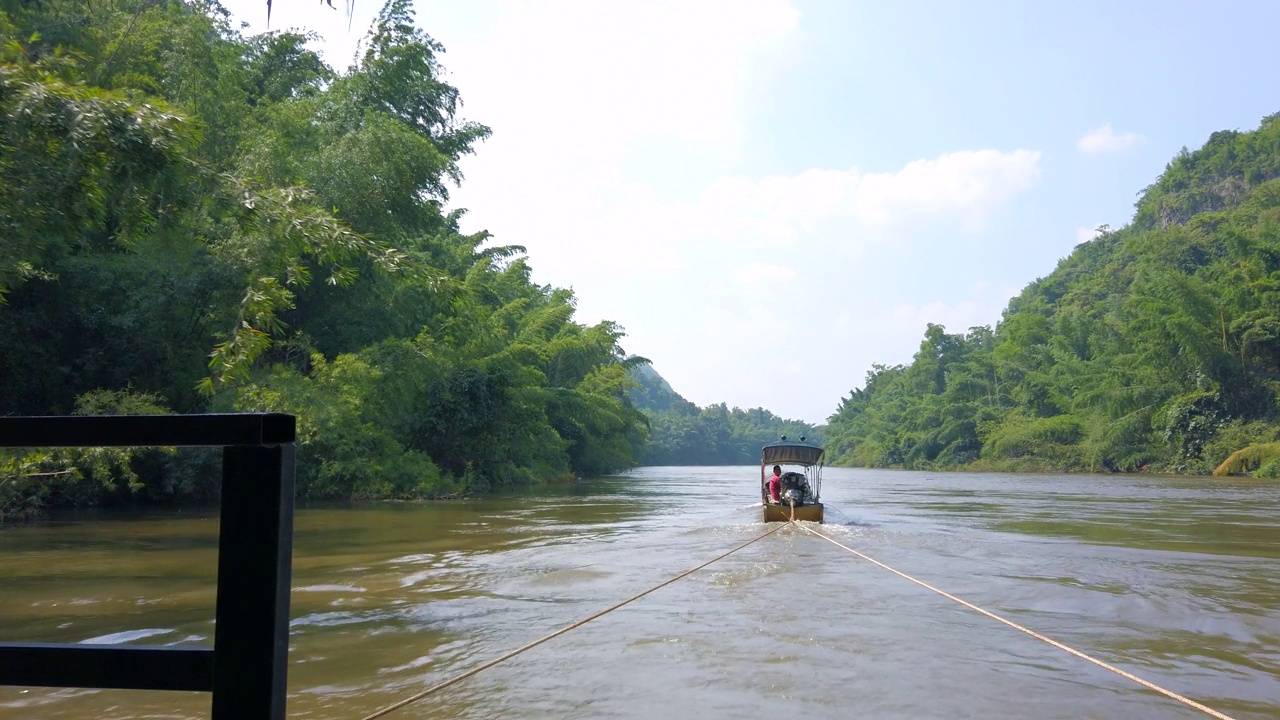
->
[779, 472, 811, 506]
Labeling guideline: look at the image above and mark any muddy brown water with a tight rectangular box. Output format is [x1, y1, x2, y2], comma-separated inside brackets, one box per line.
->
[1, 468, 1278, 719]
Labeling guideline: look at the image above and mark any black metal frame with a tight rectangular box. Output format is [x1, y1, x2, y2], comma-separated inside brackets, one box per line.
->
[0, 413, 297, 720]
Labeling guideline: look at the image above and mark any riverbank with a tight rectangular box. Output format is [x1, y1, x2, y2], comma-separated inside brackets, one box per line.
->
[0, 466, 601, 525]
[832, 451, 1280, 479]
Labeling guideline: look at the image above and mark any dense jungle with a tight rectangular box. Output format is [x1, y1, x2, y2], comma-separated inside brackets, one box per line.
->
[0, 0, 659, 516]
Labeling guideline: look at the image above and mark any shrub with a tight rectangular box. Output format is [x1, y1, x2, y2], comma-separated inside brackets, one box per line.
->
[1213, 442, 1280, 476]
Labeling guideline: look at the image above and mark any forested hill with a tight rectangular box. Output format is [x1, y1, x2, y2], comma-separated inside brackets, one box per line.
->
[825, 114, 1280, 478]
[629, 365, 823, 465]
[628, 362, 698, 415]
[0, 0, 648, 516]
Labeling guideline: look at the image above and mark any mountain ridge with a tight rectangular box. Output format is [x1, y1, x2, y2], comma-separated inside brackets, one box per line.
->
[825, 112, 1280, 477]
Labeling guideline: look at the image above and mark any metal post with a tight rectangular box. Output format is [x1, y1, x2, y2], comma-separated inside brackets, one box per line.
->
[211, 444, 296, 720]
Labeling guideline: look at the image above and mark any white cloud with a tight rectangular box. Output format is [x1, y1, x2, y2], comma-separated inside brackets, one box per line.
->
[1077, 123, 1143, 154]
[735, 263, 798, 285]
[853, 150, 1042, 232]
[687, 151, 1041, 247]
[692, 149, 1041, 248]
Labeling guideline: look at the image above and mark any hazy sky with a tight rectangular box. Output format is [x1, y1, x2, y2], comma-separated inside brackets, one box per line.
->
[223, 0, 1280, 423]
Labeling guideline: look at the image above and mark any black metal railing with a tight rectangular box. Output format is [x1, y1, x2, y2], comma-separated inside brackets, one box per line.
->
[0, 413, 297, 720]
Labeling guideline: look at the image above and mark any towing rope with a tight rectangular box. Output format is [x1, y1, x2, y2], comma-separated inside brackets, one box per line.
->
[357, 521, 786, 720]
[791, 521, 1239, 720]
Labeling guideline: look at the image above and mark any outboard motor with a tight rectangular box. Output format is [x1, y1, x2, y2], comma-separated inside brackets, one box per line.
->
[779, 472, 810, 506]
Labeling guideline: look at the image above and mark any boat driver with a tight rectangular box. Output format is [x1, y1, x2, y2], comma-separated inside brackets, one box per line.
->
[768, 465, 782, 504]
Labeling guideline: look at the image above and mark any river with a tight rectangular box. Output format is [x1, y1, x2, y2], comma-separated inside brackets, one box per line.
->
[1, 467, 1277, 719]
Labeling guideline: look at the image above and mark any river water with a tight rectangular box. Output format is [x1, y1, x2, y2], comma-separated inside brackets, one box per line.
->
[1, 467, 1278, 719]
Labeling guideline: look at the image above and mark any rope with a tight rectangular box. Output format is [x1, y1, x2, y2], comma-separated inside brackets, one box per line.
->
[791, 521, 1239, 720]
[357, 521, 787, 720]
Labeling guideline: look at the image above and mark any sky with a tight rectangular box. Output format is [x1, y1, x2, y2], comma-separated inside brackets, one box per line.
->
[223, 0, 1280, 423]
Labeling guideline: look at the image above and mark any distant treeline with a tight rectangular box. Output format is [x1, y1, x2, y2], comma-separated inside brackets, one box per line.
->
[0, 0, 647, 518]
[824, 114, 1280, 478]
[628, 364, 823, 465]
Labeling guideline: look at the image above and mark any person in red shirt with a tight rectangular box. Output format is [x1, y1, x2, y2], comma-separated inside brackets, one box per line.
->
[767, 465, 782, 504]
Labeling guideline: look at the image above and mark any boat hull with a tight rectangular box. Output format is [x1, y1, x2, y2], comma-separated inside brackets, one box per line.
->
[762, 502, 823, 523]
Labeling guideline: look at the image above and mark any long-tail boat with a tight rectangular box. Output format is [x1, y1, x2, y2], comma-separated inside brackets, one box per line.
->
[760, 437, 824, 523]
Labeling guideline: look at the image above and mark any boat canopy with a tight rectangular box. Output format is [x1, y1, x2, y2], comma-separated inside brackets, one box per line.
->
[760, 440, 824, 466]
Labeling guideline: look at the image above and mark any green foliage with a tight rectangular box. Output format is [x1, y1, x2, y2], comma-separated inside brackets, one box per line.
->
[827, 115, 1280, 476]
[0, 389, 172, 519]
[628, 361, 698, 414]
[243, 31, 332, 106]
[0, 60, 192, 301]
[1213, 442, 1280, 477]
[233, 352, 452, 499]
[1135, 115, 1280, 230]
[0, 0, 647, 515]
[987, 414, 1083, 454]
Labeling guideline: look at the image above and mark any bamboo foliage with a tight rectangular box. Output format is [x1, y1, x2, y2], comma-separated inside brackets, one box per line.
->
[0, 0, 647, 516]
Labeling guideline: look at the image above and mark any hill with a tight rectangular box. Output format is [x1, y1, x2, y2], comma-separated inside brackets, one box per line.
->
[630, 365, 823, 465]
[627, 362, 698, 415]
[825, 113, 1280, 477]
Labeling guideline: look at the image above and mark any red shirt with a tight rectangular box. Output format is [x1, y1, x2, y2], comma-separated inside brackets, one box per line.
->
[768, 474, 781, 503]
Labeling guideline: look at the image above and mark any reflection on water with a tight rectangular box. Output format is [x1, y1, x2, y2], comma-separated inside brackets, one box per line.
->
[1, 469, 1278, 719]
